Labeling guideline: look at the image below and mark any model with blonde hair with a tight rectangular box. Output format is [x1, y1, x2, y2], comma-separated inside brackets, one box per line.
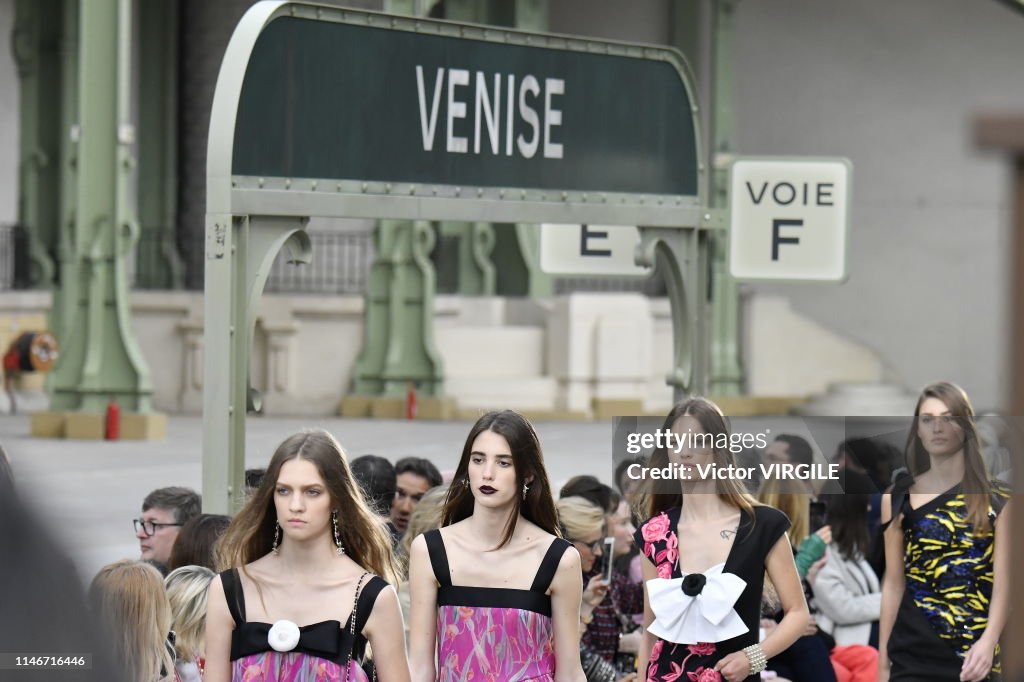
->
[635, 398, 808, 682]
[879, 382, 1011, 682]
[205, 429, 410, 682]
[89, 559, 175, 682]
[165, 565, 215, 682]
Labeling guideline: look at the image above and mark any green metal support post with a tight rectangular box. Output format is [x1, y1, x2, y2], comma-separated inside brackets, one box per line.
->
[49, 0, 154, 413]
[136, 0, 184, 290]
[351, 0, 446, 405]
[707, 0, 744, 395]
[13, 0, 62, 290]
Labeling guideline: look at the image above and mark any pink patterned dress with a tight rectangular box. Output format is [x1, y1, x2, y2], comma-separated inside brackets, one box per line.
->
[424, 529, 571, 682]
[219, 569, 387, 682]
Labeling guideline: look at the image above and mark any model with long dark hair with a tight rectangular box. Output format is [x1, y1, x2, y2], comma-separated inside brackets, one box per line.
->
[879, 382, 1011, 682]
[635, 398, 808, 682]
[407, 410, 586, 682]
[205, 429, 409, 682]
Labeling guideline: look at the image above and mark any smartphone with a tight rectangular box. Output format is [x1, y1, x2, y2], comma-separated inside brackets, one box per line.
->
[602, 537, 615, 583]
[809, 500, 828, 533]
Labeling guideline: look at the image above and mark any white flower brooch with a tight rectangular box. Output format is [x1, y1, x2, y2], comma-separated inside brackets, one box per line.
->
[267, 620, 301, 652]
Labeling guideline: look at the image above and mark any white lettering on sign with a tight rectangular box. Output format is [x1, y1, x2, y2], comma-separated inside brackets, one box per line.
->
[415, 65, 565, 159]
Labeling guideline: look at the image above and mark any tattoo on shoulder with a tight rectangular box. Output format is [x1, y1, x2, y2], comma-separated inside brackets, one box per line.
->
[720, 527, 738, 540]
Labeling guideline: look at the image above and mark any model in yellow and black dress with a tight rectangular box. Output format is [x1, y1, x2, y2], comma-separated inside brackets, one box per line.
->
[879, 382, 1012, 682]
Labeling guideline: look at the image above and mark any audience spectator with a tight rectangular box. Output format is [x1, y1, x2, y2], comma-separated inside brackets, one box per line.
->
[391, 456, 443, 536]
[350, 454, 397, 518]
[89, 560, 176, 682]
[165, 565, 216, 682]
[135, 486, 202, 567]
[168, 513, 231, 572]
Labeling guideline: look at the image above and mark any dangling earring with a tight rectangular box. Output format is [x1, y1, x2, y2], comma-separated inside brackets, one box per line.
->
[272, 521, 281, 554]
[332, 510, 346, 556]
[522, 482, 530, 500]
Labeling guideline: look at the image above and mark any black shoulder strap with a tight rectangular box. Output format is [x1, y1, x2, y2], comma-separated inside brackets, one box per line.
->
[530, 538, 572, 593]
[354, 575, 389, 635]
[424, 529, 452, 587]
[219, 568, 246, 626]
[884, 470, 914, 530]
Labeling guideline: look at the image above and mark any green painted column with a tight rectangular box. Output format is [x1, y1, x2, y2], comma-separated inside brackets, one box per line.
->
[354, 220, 444, 397]
[135, 0, 183, 290]
[49, 0, 154, 412]
[52, 0, 79, 344]
[351, 0, 446, 401]
[707, 0, 744, 395]
[13, 0, 62, 290]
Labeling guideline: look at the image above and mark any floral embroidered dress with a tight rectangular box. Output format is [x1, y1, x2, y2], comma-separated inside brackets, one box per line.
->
[424, 528, 571, 682]
[635, 506, 790, 682]
[219, 568, 387, 682]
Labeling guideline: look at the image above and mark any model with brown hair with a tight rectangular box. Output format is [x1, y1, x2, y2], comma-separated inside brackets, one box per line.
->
[407, 409, 587, 682]
[879, 382, 1011, 682]
[635, 398, 808, 682]
[205, 429, 409, 682]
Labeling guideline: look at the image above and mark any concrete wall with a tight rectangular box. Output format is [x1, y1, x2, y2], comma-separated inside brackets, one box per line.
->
[733, 0, 1024, 409]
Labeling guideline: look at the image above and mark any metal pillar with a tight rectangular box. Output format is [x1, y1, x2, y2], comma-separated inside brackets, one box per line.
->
[203, 214, 310, 513]
[49, 0, 153, 412]
[13, 0, 62, 290]
[707, 0, 744, 395]
[636, 227, 710, 400]
[349, 0, 446, 402]
[135, 0, 183, 290]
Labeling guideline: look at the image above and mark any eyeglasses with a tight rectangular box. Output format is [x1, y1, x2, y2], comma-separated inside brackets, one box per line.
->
[133, 518, 183, 537]
[572, 537, 604, 554]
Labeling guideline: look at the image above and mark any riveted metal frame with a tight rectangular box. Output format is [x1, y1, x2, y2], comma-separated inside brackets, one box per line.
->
[204, 0, 710, 512]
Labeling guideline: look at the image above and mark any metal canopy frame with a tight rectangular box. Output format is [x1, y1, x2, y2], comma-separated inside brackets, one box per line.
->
[204, 0, 713, 513]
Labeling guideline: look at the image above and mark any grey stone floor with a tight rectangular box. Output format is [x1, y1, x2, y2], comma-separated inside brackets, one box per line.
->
[0, 414, 614, 583]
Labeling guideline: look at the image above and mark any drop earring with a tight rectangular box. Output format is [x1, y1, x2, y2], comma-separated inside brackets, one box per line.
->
[522, 482, 530, 500]
[272, 521, 281, 554]
[332, 510, 346, 556]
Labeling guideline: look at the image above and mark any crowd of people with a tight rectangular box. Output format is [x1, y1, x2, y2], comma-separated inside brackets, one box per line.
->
[0, 381, 1012, 682]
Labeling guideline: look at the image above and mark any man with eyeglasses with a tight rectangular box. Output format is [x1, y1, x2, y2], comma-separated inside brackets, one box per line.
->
[134, 486, 201, 569]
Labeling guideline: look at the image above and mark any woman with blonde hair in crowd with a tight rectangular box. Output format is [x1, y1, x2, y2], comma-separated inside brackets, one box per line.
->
[165, 565, 216, 682]
[89, 559, 176, 682]
[396, 484, 449, 643]
[635, 397, 808, 682]
[205, 429, 410, 682]
[880, 382, 1011, 682]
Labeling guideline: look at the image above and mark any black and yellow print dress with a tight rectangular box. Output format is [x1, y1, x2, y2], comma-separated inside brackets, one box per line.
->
[886, 474, 1010, 681]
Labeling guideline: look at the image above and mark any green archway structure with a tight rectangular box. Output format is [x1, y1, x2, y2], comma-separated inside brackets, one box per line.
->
[204, 0, 715, 513]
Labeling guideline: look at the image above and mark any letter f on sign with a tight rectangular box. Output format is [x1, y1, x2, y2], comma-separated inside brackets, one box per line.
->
[771, 219, 803, 261]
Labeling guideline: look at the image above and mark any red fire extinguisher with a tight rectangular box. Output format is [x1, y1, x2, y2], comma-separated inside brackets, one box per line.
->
[105, 399, 121, 440]
[406, 382, 417, 420]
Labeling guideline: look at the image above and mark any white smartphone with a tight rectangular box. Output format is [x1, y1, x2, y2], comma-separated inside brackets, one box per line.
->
[602, 537, 615, 583]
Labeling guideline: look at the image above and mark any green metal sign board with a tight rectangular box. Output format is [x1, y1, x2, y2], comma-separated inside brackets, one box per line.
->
[233, 15, 698, 196]
[209, 2, 704, 228]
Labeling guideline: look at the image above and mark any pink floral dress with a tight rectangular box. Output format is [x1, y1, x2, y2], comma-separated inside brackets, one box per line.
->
[635, 506, 790, 682]
[219, 569, 387, 682]
[425, 529, 571, 682]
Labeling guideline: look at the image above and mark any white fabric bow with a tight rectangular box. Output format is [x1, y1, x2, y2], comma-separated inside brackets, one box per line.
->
[646, 563, 748, 644]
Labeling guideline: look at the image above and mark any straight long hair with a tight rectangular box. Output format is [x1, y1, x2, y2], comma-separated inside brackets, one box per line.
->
[905, 381, 993, 533]
[442, 410, 560, 549]
[756, 478, 808, 547]
[639, 397, 758, 521]
[216, 429, 400, 584]
[89, 560, 174, 682]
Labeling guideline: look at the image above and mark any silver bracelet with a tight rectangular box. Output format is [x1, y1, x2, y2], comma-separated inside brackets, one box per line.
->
[742, 643, 768, 675]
